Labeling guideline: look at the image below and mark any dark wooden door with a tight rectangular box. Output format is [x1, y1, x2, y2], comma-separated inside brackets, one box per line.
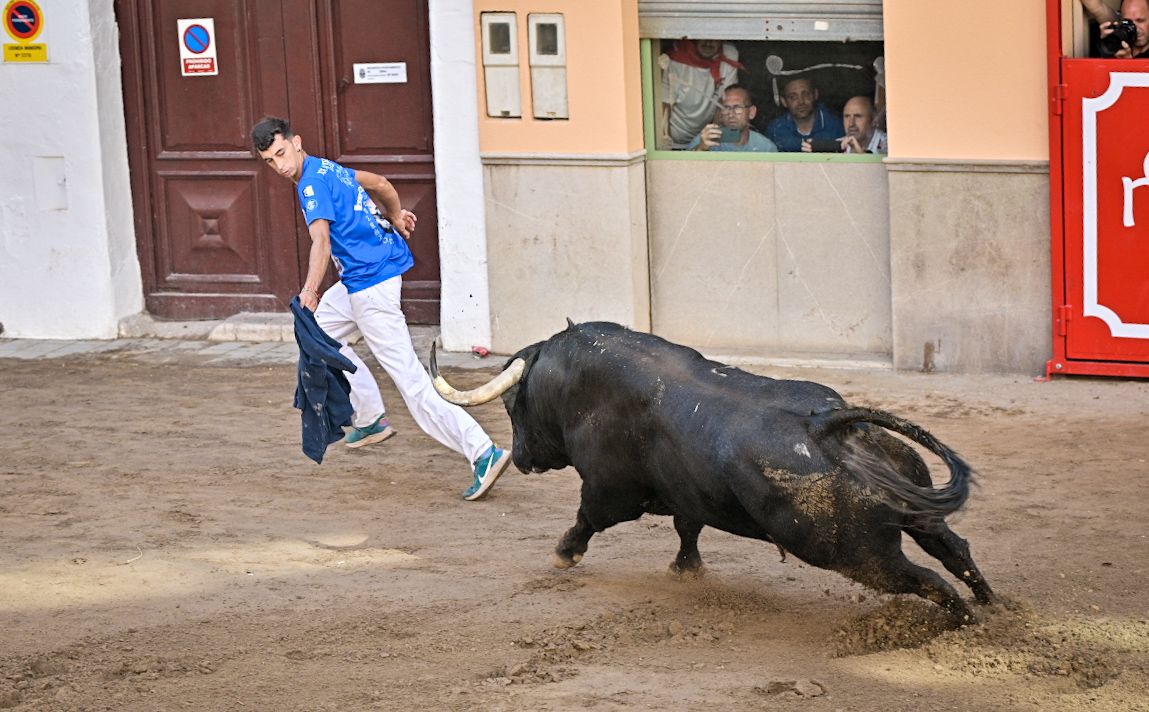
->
[311, 0, 439, 323]
[117, 0, 440, 322]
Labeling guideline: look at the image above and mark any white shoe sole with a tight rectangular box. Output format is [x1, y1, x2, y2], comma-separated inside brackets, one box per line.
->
[345, 426, 397, 449]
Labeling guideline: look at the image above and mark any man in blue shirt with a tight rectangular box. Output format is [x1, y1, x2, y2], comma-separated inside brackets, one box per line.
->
[251, 117, 511, 500]
[766, 76, 845, 152]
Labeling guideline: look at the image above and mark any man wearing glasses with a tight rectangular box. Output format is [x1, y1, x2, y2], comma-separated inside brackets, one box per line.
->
[766, 76, 844, 152]
[688, 85, 779, 152]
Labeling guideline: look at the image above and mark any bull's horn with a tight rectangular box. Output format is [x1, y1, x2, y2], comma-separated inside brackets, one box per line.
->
[429, 340, 526, 406]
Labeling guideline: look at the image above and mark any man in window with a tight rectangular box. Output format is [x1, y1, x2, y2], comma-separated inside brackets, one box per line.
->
[688, 84, 779, 152]
[660, 39, 743, 149]
[834, 95, 888, 154]
[766, 76, 845, 152]
[1081, 0, 1149, 58]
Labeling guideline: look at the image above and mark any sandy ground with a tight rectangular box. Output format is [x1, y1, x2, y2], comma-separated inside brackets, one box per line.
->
[1, 347, 1147, 711]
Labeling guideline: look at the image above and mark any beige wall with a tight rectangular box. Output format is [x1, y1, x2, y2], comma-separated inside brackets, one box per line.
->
[888, 164, 1052, 374]
[472, 1, 1059, 374]
[884, 0, 1049, 160]
[475, 2, 649, 352]
[484, 159, 649, 352]
[474, 0, 643, 154]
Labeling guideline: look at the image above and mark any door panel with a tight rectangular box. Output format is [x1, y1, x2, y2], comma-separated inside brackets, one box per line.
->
[312, 0, 440, 322]
[121, 0, 300, 318]
[323, 1, 433, 156]
[161, 176, 259, 276]
[1061, 59, 1149, 363]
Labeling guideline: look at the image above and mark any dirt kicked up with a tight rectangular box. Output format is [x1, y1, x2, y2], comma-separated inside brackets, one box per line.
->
[0, 351, 1146, 711]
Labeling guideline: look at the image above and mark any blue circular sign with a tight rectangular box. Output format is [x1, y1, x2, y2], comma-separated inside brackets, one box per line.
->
[183, 24, 210, 54]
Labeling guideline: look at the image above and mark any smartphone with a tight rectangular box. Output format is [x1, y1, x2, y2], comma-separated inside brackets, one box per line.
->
[719, 126, 742, 144]
[808, 138, 842, 153]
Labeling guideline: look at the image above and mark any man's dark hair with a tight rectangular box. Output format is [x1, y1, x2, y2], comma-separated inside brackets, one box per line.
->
[781, 74, 815, 93]
[251, 116, 293, 152]
[724, 83, 753, 101]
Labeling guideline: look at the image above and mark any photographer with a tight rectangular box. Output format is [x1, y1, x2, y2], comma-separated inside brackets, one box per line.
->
[1082, 0, 1149, 58]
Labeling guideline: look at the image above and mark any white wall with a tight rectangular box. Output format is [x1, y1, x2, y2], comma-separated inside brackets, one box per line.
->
[0, 0, 141, 339]
[428, 0, 491, 352]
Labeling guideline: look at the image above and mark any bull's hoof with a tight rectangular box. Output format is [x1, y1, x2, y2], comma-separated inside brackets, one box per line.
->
[553, 551, 583, 569]
[948, 603, 978, 626]
[667, 562, 706, 579]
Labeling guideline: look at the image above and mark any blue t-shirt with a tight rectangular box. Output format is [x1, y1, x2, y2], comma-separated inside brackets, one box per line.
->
[766, 104, 845, 152]
[297, 155, 414, 293]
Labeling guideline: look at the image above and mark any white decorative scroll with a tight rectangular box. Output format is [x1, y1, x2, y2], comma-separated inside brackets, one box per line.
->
[1081, 72, 1149, 339]
[1122, 151, 1149, 228]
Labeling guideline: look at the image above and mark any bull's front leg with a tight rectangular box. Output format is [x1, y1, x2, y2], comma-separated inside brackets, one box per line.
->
[554, 506, 595, 569]
[668, 515, 705, 577]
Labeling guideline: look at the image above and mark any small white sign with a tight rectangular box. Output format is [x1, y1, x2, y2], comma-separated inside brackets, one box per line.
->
[177, 18, 218, 77]
[353, 62, 407, 84]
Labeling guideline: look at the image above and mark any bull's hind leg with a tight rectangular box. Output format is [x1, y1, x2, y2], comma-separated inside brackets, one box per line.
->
[846, 553, 976, 625]
[668, 515, 705, 577]
[554, 506, 595, 569]
[907, 525, 995, 605]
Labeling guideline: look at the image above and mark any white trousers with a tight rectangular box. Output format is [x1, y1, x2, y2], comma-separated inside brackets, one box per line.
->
[313, 278, 492, 464]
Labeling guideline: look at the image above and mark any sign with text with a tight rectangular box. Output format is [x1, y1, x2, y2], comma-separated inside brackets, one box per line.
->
[177, 17, 217, 76]
[1061, 62, 1149, 364]
[3, 0, 48, 63]
[353, 62, 408, 84]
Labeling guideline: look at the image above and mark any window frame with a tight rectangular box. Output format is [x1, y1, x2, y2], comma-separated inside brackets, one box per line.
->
[640, 39, 884, 163]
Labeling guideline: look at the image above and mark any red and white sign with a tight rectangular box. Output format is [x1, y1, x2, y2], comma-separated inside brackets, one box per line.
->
[177, 17, 217, 76]
[1059, 62, 1149, 366]
[4, 0, 43, 41]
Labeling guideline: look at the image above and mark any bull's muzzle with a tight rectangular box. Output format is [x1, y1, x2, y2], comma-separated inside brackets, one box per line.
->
[429, 340, 525, 406]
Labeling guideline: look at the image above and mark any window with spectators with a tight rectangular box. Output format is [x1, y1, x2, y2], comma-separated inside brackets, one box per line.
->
[641, 2, 886, 158]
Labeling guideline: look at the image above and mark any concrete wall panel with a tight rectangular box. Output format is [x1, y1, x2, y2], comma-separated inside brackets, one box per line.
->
[888, 163, 1052, 374]
[485, 158, 649, 352]
[647, 160, 890, 357]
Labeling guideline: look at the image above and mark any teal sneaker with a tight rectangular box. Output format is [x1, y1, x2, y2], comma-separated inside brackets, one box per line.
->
[464, 445, 511, 501]
[344, 415, 396, 449]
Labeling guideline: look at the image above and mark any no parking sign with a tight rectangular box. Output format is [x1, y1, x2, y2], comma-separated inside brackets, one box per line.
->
[177, 17, 217, 76]
[3, 0, 49, 63]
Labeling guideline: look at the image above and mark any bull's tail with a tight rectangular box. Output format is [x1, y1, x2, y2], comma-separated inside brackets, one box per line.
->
[810, 407, 973, 520]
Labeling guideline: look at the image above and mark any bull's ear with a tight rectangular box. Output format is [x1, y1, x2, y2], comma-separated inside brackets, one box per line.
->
[566, 317, 575, 330]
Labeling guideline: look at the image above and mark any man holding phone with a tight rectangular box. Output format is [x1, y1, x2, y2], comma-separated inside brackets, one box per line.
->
[688, 84, 778, 152]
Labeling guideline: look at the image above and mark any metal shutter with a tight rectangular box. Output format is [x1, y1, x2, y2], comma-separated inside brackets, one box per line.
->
[639, 1, 883, 41]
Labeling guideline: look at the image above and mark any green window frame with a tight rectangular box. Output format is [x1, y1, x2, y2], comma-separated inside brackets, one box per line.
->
[640, 38, 884, 163]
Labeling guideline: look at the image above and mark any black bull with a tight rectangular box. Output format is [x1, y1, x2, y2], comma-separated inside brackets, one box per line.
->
[431, 321, 995, 622]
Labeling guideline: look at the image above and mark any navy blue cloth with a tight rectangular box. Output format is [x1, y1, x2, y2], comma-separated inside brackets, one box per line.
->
[291, 297, 357, 463]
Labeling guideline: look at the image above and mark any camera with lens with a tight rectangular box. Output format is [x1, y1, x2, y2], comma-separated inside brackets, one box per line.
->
[1099, 18, 1138, 57]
